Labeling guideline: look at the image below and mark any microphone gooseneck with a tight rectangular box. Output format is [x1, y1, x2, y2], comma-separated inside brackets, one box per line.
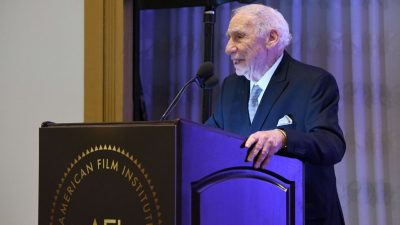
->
[160, 62, 217, 120]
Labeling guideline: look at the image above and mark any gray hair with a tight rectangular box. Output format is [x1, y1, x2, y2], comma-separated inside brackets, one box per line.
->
[233, 4, 292, 49]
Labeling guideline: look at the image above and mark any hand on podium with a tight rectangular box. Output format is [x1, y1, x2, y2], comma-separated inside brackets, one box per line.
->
[244, 129, 287, 168]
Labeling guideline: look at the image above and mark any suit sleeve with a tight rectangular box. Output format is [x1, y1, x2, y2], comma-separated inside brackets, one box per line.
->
[281, 73, 346, 166]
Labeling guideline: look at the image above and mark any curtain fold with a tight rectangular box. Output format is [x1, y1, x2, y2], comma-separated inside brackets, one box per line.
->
[139, 1, 400, 224]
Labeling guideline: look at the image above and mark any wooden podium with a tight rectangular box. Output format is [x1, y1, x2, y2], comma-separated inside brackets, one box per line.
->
[39, 119, 303, 225]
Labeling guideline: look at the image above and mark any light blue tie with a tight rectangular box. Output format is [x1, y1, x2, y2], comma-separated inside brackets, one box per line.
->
[248, 85, 262, 123]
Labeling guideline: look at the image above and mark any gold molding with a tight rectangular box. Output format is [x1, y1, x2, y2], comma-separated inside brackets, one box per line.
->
[84, 0, 126, 122]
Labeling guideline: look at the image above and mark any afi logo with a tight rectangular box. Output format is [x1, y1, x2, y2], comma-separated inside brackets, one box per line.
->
[92, 219, 121, 225]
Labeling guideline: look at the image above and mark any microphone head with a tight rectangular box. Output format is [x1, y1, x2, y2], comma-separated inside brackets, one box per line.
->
[197, 61, 214, 80]
[196, 61, 215, 88]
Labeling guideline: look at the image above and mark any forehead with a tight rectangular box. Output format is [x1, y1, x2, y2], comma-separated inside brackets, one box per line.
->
[227, 13, 257, 35]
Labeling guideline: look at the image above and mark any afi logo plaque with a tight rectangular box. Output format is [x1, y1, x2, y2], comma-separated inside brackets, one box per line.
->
[48, 145, 162, 225]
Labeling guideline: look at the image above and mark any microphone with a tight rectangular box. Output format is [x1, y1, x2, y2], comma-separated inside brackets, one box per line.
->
[160, 62, 217, 120]
[195, 61, 214, 88]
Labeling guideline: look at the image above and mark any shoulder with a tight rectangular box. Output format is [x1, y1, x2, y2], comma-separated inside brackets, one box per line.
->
[289, 57, 330, 78]
[223, 73, 246, 83]
[221, 73, 248, 89]
[279, 55, 337, 92]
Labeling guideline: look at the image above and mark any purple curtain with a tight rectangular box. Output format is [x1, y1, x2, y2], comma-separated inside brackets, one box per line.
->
[139, 1, 400, 224]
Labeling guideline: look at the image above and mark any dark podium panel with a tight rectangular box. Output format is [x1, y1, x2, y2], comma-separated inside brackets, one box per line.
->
[39, 119, 303, 225]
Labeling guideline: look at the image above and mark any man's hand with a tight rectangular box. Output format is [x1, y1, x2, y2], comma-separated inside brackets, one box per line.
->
[245, 129, 286, 168]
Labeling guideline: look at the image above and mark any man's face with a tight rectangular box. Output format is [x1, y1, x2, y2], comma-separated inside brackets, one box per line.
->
[225, 13, 268, 81]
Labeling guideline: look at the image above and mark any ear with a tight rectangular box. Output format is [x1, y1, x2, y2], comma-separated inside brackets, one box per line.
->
[265, 29, 280, 48]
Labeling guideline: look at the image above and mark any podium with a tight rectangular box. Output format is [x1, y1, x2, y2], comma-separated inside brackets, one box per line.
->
[39, 119, 303, 225]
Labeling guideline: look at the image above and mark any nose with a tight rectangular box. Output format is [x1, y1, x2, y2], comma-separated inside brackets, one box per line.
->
[225, 39, 237, 55]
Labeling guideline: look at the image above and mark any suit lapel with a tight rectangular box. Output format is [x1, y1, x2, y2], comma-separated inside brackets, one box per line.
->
[228, 76, 252, 136]
[241, 78, 251, 125]
[250, 52, 291, 133]
[238, 77, 252, 131]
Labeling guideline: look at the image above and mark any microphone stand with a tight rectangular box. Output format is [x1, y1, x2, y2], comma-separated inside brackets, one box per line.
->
[202, 6, 216, 123]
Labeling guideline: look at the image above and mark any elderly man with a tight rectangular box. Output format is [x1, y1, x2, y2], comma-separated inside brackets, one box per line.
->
[206, 4, 346, 225]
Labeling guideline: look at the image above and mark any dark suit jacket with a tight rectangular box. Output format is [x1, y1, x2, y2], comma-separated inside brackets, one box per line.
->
[206, 51, 346, 225]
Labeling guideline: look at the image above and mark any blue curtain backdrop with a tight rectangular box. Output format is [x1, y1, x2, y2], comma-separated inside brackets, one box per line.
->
[139, 1, 400, 224]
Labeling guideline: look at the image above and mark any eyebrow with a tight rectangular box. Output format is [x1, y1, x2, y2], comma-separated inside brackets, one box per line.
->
[226, 29, 245, 37]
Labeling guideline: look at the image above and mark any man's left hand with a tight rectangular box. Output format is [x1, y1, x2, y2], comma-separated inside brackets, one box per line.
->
[245, 129, 286, 168]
